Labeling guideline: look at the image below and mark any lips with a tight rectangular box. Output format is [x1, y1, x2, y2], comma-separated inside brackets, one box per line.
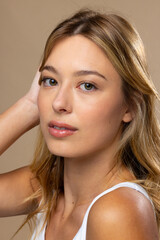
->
[48, 121, 78, 138]
[48, 121, 78, 130]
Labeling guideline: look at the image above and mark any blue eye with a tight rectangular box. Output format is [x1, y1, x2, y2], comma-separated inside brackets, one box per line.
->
[80, 83, 96, 91]
[41, 78, 57, 87]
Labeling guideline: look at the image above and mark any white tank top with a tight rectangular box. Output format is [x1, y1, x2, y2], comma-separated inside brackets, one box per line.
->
[31, 182, 154, 240]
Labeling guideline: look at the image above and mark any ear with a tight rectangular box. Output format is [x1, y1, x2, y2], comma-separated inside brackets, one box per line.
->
[122, 106, 134, 123]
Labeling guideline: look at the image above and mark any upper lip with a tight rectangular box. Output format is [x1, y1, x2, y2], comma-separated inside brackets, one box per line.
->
[48, 120, 78, 130]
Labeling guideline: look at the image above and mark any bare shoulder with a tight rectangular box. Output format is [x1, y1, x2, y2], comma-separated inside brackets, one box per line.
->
[86, 187, 158, 240]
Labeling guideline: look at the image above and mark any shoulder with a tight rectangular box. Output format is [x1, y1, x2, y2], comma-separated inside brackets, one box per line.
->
[86, 187, 158, 240]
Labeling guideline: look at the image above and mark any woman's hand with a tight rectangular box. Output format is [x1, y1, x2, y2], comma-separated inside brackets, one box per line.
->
[0, 69, 41, 155]
[25, 70, 41, 106]
[23, 69, 41, 126]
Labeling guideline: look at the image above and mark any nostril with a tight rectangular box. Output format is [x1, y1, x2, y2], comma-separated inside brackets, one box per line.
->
[59, 108, 67, 112]
[52, 103, 72, 114]
[52, 90, 72, 113]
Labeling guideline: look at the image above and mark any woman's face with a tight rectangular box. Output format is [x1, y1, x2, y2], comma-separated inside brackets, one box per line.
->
[38, 35, 132, 159]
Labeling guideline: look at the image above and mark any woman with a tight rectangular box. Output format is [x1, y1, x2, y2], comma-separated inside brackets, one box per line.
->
[0, 9, 159, 240]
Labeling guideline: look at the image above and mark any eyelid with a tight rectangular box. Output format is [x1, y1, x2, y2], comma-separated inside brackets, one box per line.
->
[40, 73, 53, 79]
[39, 74, 50, 85]
[40, 76, 57, 87]
[78, 80, 98, 87]
[78, 81, 98, 92]
[41, 76, 53, 81]
[40, 74, 54, 82]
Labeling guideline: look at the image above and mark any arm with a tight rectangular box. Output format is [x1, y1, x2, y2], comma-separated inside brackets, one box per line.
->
[87, 188, 158, 240]
[0, 71, 41, 216]
[0, 71, 40, 155]
[0, 166, 39, 217]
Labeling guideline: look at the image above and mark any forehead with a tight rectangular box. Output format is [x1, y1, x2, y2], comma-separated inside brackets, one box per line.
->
[47, 35, 107, 64]
[45, 35, 120, 82]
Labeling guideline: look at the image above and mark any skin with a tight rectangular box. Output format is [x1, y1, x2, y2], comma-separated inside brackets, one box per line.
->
[87, 188, 158, 240]
[38, 35, 133, 210]
[0, 35, 158, 239]
[38, 35, 158, 239]
[39, 35, 132, 159]
[0, 71, 40, 216]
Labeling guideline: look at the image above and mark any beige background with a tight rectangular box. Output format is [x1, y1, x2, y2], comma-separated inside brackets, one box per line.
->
[0, 0, 160, 239]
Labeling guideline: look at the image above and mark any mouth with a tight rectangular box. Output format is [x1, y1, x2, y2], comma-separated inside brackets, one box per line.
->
[48, 121, 78, 138]
[48, 121, 78, 130]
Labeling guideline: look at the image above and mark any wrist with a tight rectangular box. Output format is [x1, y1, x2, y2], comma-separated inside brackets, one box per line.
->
[16, 96, 40, 129]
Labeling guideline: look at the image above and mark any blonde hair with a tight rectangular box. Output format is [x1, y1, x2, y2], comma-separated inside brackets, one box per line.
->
[23, 9, 160, 237]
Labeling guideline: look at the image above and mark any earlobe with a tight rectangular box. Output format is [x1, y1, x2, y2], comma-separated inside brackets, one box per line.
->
[122, 112, 133, 123]
[122, 108, 134, 123]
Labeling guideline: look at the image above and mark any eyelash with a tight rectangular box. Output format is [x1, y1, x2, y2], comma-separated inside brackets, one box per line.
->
[40, 77, 57, 87]
[40, 77, 98, 92]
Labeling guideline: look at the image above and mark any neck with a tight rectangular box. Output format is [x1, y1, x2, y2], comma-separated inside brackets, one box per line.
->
[62, 151, 123, 211]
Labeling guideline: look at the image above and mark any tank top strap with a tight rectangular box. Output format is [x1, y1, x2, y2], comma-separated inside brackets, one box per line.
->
[73, 182, 154, 240]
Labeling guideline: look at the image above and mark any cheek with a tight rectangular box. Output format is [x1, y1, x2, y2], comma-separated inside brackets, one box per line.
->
[67, 97, 125, 158]
[77, 94, 125, 142]
[79, 95, 124, 127]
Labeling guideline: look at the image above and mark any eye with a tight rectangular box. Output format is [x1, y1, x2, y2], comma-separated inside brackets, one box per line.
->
[79, 82, 97, 91]
[41, 77, 57, 87]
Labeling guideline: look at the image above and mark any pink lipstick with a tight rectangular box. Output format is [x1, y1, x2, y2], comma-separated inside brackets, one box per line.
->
[48, 121, 78, 138]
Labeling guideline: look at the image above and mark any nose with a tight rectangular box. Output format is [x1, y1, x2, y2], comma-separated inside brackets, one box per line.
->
[52, 85, 72, 114]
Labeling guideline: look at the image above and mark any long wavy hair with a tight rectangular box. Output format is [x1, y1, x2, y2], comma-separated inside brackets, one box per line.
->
[21, 9, 160, 238]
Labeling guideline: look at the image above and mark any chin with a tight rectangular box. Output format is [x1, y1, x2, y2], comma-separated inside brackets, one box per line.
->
[47, 145, 92, 160]
[47, 144, 76, 158]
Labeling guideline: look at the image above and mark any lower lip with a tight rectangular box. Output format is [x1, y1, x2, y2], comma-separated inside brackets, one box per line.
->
[48, 127, 77, 138]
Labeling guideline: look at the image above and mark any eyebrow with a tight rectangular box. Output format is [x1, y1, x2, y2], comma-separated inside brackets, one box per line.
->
[41, 65, 58, 74]
[41, 65, 107, 81]
[74, 70, 107, 80]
